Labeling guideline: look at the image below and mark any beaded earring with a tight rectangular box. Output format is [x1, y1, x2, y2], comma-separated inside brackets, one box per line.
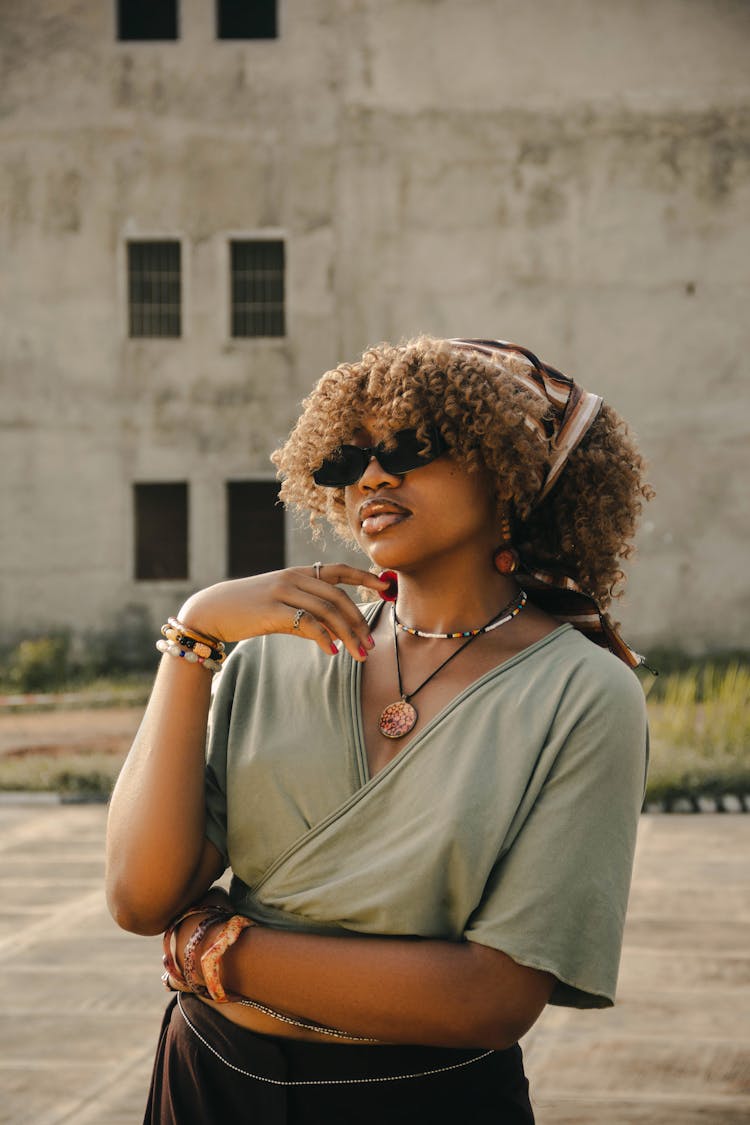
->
[493, 516, 520, 574]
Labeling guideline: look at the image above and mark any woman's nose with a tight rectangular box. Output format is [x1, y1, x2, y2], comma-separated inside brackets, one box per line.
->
[356, 454, 402, 490]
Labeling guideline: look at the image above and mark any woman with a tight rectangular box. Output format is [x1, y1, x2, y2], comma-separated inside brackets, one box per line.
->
[106, 335, 652, 1123]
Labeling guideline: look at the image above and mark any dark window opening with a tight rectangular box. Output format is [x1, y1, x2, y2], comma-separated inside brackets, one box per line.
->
[118, 0, 178, 40]
[217, 0, 277, 39]
[128, 240, 181, 338]
[230, 239, 285, 337]
[227, 481, 284, 577]
[134, 483, 188, 580]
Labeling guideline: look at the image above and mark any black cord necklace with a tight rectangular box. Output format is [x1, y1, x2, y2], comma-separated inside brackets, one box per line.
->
[378, 596, 527, 740]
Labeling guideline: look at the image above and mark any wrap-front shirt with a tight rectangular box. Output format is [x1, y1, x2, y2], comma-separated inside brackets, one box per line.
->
[204, 612, 648, 1010]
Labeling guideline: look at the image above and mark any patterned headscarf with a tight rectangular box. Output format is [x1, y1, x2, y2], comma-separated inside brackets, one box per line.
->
[450, 338, 645, 670]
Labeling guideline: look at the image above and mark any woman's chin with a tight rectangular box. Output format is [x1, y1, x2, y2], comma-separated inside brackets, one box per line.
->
[363, 547, 400, 571]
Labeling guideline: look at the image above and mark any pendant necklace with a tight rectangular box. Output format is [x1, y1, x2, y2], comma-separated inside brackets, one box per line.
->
[378, 590, 528, 740]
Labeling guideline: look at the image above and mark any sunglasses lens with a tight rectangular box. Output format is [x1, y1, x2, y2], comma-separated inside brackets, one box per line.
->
[313, 446, 365, 486]
[313, 428, 446, 486]
[382, 425, 427, 470]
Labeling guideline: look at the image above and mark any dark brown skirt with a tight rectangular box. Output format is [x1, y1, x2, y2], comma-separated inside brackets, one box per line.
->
[144, 995, 535, 1124]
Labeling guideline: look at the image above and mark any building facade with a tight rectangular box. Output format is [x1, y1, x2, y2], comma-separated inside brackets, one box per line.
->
[2, 0, 749, 654]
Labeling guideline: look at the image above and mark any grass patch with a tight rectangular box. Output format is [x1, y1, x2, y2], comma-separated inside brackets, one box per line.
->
[0, 672, 153, 709]
[0, 750, 123, 799]
[646, 664, 750, 806]
[643, 648, 750, 692]
[57, 672, 153, 699]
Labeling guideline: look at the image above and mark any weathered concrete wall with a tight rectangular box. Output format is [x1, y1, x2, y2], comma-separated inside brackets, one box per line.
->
[1, 0, 749, 652]
[0, 0, 345, 639]
[329, 0, 750, 651]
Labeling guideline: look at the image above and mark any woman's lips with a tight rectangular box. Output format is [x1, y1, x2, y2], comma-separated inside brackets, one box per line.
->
[361, 511, 408, 534]
[359, 500, 411, 536]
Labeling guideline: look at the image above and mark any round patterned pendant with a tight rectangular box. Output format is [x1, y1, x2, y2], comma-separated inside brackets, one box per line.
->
[378, 699, 418, 739]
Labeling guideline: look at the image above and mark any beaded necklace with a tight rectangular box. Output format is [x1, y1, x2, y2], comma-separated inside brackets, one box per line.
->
[394, 589, 527, 638]
[378, 591, 528, 739]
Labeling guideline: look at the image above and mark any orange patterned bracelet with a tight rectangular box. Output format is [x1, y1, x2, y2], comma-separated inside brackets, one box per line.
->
[200, 914, 255, 1003]
[183, 916, 225, 998]
[161, 906, 231, 992]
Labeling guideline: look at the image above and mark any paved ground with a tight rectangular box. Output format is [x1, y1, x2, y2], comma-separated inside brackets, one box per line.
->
[1, 804, 748, 1124]
[525, 814, 750, 1123]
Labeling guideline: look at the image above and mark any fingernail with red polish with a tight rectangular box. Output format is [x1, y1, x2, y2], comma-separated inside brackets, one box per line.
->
[378, 571, 398, 602]
[358, 645, 367, 659]
[367, 634, 375, 648]
[330, 643, 339, 655]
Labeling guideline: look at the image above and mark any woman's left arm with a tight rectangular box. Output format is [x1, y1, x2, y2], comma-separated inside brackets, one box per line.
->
[180, 920, 555, 1050]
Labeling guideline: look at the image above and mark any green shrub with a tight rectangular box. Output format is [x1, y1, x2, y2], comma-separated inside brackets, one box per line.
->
[5, 635, 71, 693]
[57, 768, 115, 799]
[0, 606, 158, 694]
[78, 604, 157, 678]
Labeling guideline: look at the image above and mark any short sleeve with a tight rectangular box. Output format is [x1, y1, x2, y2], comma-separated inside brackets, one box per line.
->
[203, 652, 242, 868]
[464, 660, 648, 1008]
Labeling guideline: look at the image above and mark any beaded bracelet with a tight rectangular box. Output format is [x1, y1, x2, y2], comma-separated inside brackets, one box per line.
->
[164, 632, 223, 661]
[160, 620, 225, 659]
[163, 621, 226, 660]
[200, 914, 255, 1003]
[156, 639, 225, 673]
[157, 618, 227, 674]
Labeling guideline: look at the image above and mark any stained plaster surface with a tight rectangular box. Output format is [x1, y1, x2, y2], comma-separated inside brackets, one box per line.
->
[1, 0, 749, 651]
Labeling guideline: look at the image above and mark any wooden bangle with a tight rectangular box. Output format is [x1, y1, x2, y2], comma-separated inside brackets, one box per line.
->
[201, 915, 255, 1003]
[161, 926, 184, 990]
[162, 906, 217, 988]
[167, 617, 225, 651]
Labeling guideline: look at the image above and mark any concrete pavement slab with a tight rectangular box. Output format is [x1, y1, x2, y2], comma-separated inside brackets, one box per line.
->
[0, 805, 164, 1125]
[524, 814, 750, 1124]
[531, 1100, 750, 1124]
[621, 915, 749, 950]
[626, 879, 750, 920]
[617, 949, 750, 990]
[0, 805, 748, 1123]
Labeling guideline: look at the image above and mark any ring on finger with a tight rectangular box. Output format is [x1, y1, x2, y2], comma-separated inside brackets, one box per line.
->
[292, 608, 305, 631]
[313, 561, 323, 580]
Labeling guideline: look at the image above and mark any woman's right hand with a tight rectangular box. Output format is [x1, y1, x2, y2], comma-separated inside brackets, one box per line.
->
[178, 564, 391, 662]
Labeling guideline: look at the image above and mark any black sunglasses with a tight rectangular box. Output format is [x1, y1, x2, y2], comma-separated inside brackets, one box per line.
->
[313, 426, 448, 487]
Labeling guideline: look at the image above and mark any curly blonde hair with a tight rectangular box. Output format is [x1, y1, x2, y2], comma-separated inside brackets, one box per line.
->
[272, 336, 653, 608]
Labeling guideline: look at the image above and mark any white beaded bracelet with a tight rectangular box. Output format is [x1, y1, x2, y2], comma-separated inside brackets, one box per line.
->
[156, 639, 224, 673]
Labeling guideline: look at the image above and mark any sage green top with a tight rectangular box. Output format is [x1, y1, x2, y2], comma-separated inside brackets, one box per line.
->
[204, 613, 648, 1009]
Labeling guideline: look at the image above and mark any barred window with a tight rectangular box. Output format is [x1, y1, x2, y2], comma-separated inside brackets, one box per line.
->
[128, 241, 181, 338]
[217, 0, 277, 39]
[134, 483, 188, 580]
[230, 240, 285, 338]
[227, 481, 285, 578]
[118, 0, 178, 40]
